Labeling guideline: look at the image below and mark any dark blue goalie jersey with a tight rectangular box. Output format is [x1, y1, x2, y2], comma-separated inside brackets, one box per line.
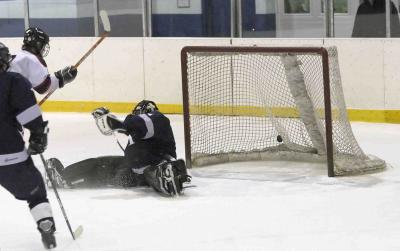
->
[123, 110, 176, 168]
[0, 71, 44, 166]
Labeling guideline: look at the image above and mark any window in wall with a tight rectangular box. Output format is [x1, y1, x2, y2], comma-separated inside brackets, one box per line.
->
[0, 0, 25, 37]
[29, 0, 95, 37]
[284, 0, 310, 14]
[98, 0, 143, 37]
[321, 0, 348, 14]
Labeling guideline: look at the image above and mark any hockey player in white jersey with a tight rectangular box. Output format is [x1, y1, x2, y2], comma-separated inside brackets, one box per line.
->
[8, 27, 78, 94]
[0, 42, 57, 249]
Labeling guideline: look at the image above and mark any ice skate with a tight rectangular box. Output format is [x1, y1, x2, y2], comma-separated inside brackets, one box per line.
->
[38, 219, 56, 250]
[158, 159, 191, 196]
[159, 161, 180, 196]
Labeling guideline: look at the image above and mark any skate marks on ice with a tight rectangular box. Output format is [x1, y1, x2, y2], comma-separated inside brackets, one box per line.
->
[189, 160, 384, 188]
[89, 187, 158, 200]
[0, 232, 83, 251]
[88, 187, 191, 200]
[55, 236, 84, 251]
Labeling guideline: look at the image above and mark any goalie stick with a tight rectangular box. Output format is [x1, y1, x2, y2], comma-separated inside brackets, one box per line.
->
[39, 153, 83, 240]
[38, 10, 111, 106]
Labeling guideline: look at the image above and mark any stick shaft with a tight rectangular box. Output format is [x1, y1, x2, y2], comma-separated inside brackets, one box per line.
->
[38, 31, 110, 106]
[39, 154, 76, 240]
[74, 31, 109, 69]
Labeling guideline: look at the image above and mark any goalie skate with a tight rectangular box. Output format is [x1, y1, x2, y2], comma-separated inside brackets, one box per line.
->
[159, 162, 179, 196]
[143, 159, 192, 196]
[159, 159, 192, 196]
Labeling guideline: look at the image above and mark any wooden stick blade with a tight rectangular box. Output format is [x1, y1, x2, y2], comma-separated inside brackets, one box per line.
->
[99, 10, 111, 32]
[74, 225, 84, 239]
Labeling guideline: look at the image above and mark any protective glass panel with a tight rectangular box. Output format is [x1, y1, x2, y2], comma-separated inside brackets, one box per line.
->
[351, 0, 400, 38]
[242, 0, 276, 38]
[284, 0, 310, 14]
[277, 1, 324, 37]
[321, 0, 349, 13]
[152, 0, 231, 37]
[0, 0, 25, 37]
[28, 0, 95, 36]
[319, 0, 354, 37]
[98, 0, 143, 37]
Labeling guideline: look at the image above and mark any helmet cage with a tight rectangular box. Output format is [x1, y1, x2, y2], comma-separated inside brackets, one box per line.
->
[40, 43, 50, 57]
[0, 42, 11, 72]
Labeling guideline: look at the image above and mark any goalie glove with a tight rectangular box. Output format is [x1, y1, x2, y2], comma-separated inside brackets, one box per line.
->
[92, 107, 126, 136]
[92, 107, 110, 119]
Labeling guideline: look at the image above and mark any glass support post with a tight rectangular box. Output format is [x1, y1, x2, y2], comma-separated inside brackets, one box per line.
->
[230, 0, 235, 38]
[94, 0, 99, 36]
[236, 0, 242, 37]
[147, 0, 152, 37]
[23, 0, 30, 30]
[325, 0, 334, 37]
[386, 0, 391, 37]
[142, 0, 148, 37]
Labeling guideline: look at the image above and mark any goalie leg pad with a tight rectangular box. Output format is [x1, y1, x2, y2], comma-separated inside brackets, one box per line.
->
[143, 159, 191, 196]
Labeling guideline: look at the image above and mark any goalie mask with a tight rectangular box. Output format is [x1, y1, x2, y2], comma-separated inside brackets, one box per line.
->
[0, 42, 11, 72]
[23, 27, 50, 57]
[132, 100, 159, 115]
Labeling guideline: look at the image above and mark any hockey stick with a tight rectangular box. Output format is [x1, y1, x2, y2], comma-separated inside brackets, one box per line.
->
[38, 10, 111, 106]
[112, 132, 126, 152]
[39, 153, 83, 240]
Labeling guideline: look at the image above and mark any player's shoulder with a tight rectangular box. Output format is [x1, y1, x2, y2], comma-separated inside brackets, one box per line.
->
[9, 71, 31, 85]
[13, 50, 47, 67]
[1, 71, 22, 79]
[0, 71, 30, 87]
[148, 111, 170, 123]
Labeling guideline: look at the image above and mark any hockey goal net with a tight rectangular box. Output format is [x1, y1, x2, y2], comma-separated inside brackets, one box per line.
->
[181, 46, 386, 176]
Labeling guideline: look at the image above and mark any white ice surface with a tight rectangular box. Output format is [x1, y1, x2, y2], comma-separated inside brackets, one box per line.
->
[1, 113, 400, 251]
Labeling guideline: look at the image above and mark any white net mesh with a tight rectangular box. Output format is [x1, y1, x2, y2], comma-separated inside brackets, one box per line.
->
[184, 46, 386, 176]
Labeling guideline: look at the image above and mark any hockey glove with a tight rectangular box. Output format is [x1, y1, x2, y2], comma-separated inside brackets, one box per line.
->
[28, 121, 49, 155]
[92, 107, 110, 118]
[92, 107, 126, 136]
[55, 66, 78, 88]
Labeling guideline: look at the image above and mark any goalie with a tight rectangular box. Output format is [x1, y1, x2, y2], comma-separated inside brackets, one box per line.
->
[47, 100, 191, 196]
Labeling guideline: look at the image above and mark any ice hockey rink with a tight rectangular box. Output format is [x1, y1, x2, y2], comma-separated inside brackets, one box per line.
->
[1, 112, 400, 251]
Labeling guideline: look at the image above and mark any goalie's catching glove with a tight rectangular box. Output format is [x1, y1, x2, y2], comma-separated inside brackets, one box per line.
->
[92, 107, 126, 136]
[92, 107, 110, 118]
[55, 66, 78, 88]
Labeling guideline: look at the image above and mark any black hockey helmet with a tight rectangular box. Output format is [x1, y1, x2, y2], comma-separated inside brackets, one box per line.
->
[0, 42, 11, 72]
[133, 100, 159, 115]
[23, 27, 50, 57]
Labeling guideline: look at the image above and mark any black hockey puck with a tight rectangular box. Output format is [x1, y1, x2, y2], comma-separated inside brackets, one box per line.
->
[277, 135, 283, 142]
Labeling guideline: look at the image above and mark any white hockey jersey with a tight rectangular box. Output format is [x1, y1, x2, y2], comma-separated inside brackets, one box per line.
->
[8, 50, 60, 94]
